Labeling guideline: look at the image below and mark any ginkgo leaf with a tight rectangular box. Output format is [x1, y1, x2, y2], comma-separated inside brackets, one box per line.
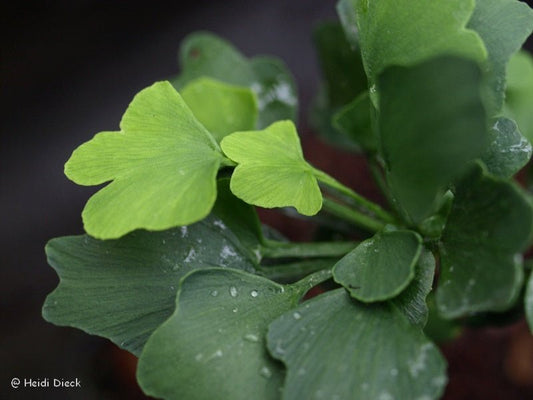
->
[378, 56, 488, 224]
[337, 0, 487, 85]
[482, 117, 531, 178]
[137, 268, 298, 400]
[526, 272, 533, 332]
[42, 179, 262, 356]
[180, 77, 258, 142]
[221, 120, 323, 216]
[436, 163, 532, 318]
[65, 81, 225, 239]
[504, 50, 533, 142]
[467, 0, 533, 114]
[333, 230, 422, 303]
[267, 289, 447, 400]
[173, 32, 297, 128]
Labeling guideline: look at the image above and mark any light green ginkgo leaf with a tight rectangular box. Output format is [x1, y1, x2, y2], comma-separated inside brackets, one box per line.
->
[180, 77, 258, 142]
[266, 289, 447, 400]
[221, 120, 323, 216]
[337, 0, 487, 85]
[333, 230, 422, 303]
[65, 81, 225, 239]
[467, 0, 533, 115]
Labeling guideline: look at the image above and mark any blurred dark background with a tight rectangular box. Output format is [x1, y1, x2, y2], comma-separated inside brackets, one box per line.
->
[2, 1, 533, 399]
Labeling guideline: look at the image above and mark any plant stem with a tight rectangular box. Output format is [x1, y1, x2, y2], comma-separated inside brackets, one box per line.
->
[291, 268, 334, 298]
[313, 168, 396, 223]
[322, 197, 385, 232]
[261, 240, 356, 258]
[260, 259, 337, 282]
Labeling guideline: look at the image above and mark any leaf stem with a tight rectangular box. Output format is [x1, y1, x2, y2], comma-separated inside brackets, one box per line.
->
[322, 197, 385, 233]
[290, 268, 333, 298]
[259, 259, 337, 282]
[261, 240, 356, 258]
[313, 168, 396, 223]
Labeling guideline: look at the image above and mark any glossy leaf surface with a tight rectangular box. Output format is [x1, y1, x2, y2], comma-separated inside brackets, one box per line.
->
[337, 0, 486, 84]
[174, 32, 297, 128]
[181, 77, 258, 142]
[482, 117, 531, 178]
[467, 0, 533, 114]
[43, 181, 261, 356]
[437, 164, 532, 318]
[221, 120, 322, 215]
[137, 268, 297, 400]
[65, 81, 223, 239]
[332, 91, 377, 153]
[310, 22, 368, 151]
[379, 57, 488, 224]
[333, 230, 422, 302]
[504, 50, 533, 141]
[267, 289, 447, 400]
[392, 249, 436, 327]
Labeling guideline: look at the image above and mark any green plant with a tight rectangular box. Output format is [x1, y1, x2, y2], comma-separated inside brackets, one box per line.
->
[43, 0, 533, 399]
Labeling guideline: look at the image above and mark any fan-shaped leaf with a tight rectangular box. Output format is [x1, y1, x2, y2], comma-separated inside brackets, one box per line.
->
[221, 120, 322, 215]
[137, 268, 298, 400]
[333, 230, 422, 302]
[267, 289, 447, 400]
[65, 81, 224, 239]
[436, 163, 532, 318]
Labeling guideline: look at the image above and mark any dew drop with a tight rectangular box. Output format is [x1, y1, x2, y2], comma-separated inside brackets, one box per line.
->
[229, 286, 238, 297]
[214, 349, 223, 358]
[260, 366, 272, 379]
[210, 290, 219, 297]
[244, 333, 259, 343]
[293, 312, 302, 320]
[232, 308, 238, 313]
[250, 290, 259, 298]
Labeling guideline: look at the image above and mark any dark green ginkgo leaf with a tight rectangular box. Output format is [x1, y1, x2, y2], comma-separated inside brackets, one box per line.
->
[65, 81, 225, 239]
[267, 289, 447, 400]
[378, 56, 488, 224]
[467, 0, 533, 114]
[437, 163, 533, 318]
[310, 22, 368, 152]
[504, 50, 533, 142]
[42, 180, 261, 356]
[392, 249, 436, 328]
[333, 230, 422, 303]
[137, 268, 300, 400]
[526, 272, 533, 332]
[482, 117, 531, 178]
[173, 32, 297, 128]
[221, 120, 323, 216]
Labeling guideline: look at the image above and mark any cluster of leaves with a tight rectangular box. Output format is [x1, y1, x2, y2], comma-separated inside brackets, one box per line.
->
[43, 1, 533, 399]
